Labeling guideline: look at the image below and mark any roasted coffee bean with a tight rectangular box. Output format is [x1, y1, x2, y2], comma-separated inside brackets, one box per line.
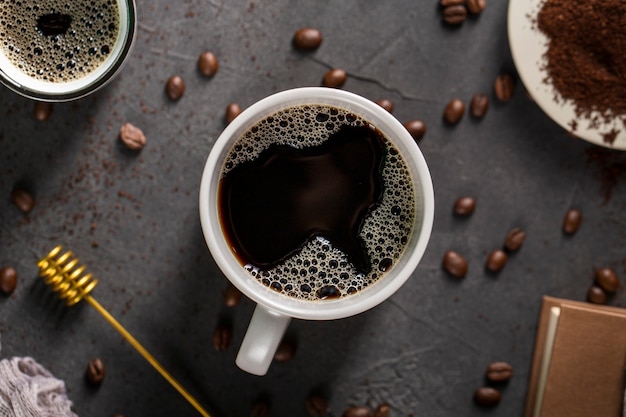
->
[274, 339, 297, 362]
[375, 99, 394, 113]
[504, 227, 526, 252]
[197, 51, 219, 77]
[250, 400, 270, 417]
[562, 208, 582, 234]
[110, 414, 125, 417]
[225, 103, 242, 124]
[322, 68, 347, 88]
[467, 0, 486, 14]
[595, 268, 619, 293]
[305, 395, 328, 417]
[588, 285, 607, 304]
[486, 361, 514, 382]
[441, 0, 465, 6]
[453, 196, 476, 216]
[474, 387, 501, 407]
[86, 358, 105, 385]
[213, 322, 232, 351]
[342, 406, 372, 417]
[373, 403, 390, 417]
[486, 249, 507, 273]
[443, 5, 468, 25]
[443, 98, 465, 125]
[292, 27, 323, 51]
[11, 188, 35, 213]
[224, 283, 243, 307]
[0, 267, 17, 294]
[403, 119, 427, 141]
[119, 122, 147, 150]
[33, 101, 52, 121]
[470, 93, 489, 118]
[494, 73, 515, 101]
[165, 75, 185, 100]
[442, 250, 468, 278]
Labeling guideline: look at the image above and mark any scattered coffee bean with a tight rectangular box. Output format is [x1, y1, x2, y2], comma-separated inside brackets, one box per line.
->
[342, 406, 372, 417]
[453, 196, 476, 216]
[165, 75, 185, 100]
[373, 403, 390, 417]
[212, 322, 232, 351]
[470, 93, 489, 118]
[322, 68, 347, 88]
[86, 358, 106, 385]
[443, 5, 468, 25]
[442, 250, 468, 278]
[587, 285, 607, 305]
[504, 227, 526, 252]
[485, 249, 507, 273]
[225, 103, 243, 124]
[250, 400, 270, 417]
[33, 101, 52, 121]
[305, 395, 328, 417]
[494, 73, 515, 101]
[595, 268, 619, 293]
[466, 0, 486, 14]
[403, 119, 427, 141]
[292, 27, 323, 51]
[11, 188, 35, 213]
[440, 0, 465, 6]
[0, 266, 17, 294]
[224, 283, 243, 307]
[119, 122, 147, 150]
[485, 361, 514, 382]
[197, 51, 219, 77]
[562, 208, 582, 234]
[474, 387, 501, 407]
[274, 339, 297, 362]
[375, 99, 394, 113]
[443, 98, 465, 125]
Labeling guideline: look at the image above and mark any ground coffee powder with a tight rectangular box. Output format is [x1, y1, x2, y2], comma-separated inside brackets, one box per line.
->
[537, 0, 626, 143]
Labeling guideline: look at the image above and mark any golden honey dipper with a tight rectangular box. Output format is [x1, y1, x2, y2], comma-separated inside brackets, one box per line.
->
[37, 245, 211, 417]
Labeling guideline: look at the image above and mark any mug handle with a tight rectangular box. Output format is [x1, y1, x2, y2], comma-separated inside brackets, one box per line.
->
[235, 305, 291, 376]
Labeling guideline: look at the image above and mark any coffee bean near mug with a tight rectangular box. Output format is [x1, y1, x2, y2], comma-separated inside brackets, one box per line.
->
[200, 88, 435, 375]
[0, 0, 136, 101]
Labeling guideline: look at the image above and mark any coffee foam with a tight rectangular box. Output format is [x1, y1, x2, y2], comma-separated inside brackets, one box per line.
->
[222, 105, 416, 301]
[0, 0, 127, 94]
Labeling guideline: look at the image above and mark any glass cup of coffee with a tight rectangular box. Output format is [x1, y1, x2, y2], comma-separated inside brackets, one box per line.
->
[199, 87, 434, 375]
[0, 0, 136, 101]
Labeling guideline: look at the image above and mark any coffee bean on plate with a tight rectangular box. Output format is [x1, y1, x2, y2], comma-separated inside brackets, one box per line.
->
[212, 322, 232, 351]
[375, 98, 394, 113]
[403, 119, 427, 141]
[443, 5, 468, 25]
[485, 361, 514, 382]
[119, 122, 147, 150]
[165, 75, 185, 100]
[504, 227, 526, 252]
[224, 283, 243, 307]
[595, 268, 619, 293]
[453, 196, 476, 216]
[587, 285, 607, 304]
[494, 73, 515, 101]
[250, 400, 270, 417]
[274, 338, 297, 362]
[33, 101, 52, 121]
[562, 208, 582, 234]
[342, 405, 372, 417]
[0, 266, 17, 294]
[485, 249, 507, 273]
[474, 387, 501, 407]
[443, 250, 468, 278]
[225, 103, 243, 124]
[373, 403, 390, 417]
[292, 27, 323, 51]
[440, 0, 465, 6]
[443, 98, 465, 125]
[305, 395, 328, 417]
[322, 68, 347, 88]
[11, 188, 35, 213]
[86, 358, 105, 385]
[470, 93, 489, 118]
[467, 0, 486, 14]
[197, 51, 219, 77]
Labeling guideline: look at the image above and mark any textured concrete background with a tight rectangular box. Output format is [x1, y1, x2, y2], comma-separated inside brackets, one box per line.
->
[2, 1, 626, 416]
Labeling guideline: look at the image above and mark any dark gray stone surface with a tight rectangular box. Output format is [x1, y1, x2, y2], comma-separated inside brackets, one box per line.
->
[1, 1, 626, 416]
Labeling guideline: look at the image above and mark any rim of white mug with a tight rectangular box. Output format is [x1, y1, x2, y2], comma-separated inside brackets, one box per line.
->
[199, 87, 434, 321]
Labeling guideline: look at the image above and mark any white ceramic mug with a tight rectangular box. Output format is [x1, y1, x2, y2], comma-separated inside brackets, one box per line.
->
[199, 87, 434, 375]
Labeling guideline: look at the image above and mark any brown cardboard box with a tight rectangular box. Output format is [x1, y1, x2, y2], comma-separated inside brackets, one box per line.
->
[524, 296, 626, 417]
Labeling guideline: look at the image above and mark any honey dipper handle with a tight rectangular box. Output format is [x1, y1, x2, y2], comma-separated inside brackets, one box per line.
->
[84, 295, 211, 417]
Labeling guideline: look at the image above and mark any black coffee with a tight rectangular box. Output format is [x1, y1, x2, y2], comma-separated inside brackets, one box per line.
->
[0, 0, 121, 83]
[218, 104, 416, 301]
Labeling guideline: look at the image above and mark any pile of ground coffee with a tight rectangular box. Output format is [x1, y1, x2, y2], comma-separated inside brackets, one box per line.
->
[537, 0, 626, 143]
